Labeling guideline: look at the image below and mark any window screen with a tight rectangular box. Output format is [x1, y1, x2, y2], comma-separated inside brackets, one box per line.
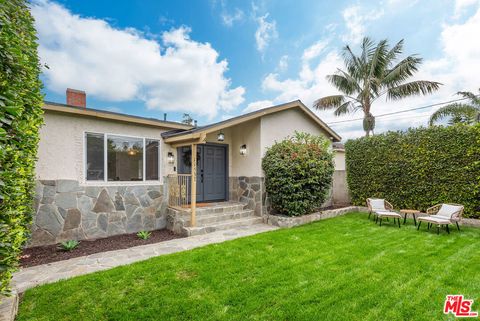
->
[85, 133, 105, 181]
[145, 139, 159, 180]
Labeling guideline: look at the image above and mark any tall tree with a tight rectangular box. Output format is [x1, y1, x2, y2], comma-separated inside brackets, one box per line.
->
[429, 89, 480, 126]
[182, 113, 193, 125]
[314, 37, 441, 136]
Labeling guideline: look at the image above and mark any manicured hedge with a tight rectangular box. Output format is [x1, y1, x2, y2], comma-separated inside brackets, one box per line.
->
[345, 125, 480, 218]
[262, 132, 334, 216]
[0, 0, 44, 294]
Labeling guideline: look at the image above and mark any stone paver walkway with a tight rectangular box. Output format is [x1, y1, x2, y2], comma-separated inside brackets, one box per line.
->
[12, 224, 278, 293]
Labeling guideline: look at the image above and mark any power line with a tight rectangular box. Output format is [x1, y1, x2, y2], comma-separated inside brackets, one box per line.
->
[326, 96, 473, 125]
[329, 113, 432, 126]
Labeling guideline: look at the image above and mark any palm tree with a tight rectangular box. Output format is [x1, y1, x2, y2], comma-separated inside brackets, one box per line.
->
[314, 37, 441, 136]
[429, 89, 480, 126]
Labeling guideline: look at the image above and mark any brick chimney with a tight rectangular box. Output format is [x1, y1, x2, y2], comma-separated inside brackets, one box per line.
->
[66, 88, 86, 108]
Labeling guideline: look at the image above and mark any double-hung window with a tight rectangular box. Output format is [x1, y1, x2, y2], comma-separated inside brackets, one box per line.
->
[85, 133, 160, 182]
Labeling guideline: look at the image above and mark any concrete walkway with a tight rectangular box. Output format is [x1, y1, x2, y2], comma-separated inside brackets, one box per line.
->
[12, 224, 278, 293]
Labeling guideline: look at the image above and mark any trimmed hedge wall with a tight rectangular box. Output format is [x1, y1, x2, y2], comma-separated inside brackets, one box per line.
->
[345, 125, 480, 218]
[262, 132, 334, 217]
[0, 0, 44, 294]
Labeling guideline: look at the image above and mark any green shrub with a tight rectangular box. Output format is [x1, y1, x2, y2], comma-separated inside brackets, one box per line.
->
[58, 240, 80, 252]
[262, 132, 334, 216]
[345, 125, 480, 218]
[0, 0, 44, 294]
[137, 231, 151, 240]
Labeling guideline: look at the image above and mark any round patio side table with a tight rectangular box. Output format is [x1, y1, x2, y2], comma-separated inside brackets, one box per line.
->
[400, 209, 420, 226]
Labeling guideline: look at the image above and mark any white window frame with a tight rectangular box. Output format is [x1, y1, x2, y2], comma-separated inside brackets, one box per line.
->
[84, 131, 162, 185]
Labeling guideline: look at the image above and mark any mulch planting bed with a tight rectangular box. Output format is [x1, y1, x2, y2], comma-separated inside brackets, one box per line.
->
[20, 229, 182, 268]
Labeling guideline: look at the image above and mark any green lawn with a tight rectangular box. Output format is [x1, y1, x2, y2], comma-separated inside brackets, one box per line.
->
[17, 213, 480, 321]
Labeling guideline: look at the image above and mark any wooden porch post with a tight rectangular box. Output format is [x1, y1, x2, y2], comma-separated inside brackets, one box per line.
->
[190, 143, 197, 227]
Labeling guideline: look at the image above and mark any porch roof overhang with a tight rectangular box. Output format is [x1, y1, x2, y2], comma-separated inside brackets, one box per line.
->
[162, 100, 342, 145]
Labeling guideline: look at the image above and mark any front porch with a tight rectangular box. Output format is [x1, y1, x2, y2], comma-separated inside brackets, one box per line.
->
[166, 201, 262, 236]
[160, 101, 342, 234]
[162, 124, 265, 238]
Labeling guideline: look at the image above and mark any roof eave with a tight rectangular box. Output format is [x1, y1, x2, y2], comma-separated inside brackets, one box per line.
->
[163, 100, 342, 143]
[42, 102, 193, 130]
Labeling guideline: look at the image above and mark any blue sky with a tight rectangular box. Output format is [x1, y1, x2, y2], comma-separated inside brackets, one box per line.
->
[32, 0, 480, 139]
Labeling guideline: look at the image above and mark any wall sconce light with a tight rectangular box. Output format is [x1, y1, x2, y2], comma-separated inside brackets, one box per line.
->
[167, 152, 175, 164]
[240, 144, 247, 156]
[217, 132, 225, 142]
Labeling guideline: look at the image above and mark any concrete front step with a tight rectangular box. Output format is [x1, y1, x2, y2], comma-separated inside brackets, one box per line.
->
[185, 209, 254, 226]
[182, 216, 264, 236]
[176, 202, 246, 216]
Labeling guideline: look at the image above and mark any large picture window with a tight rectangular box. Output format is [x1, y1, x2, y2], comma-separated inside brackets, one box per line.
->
[85, 133, 160, 182]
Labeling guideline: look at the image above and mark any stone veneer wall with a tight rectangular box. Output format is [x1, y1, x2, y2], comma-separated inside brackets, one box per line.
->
[229, 176, 265, 216]
[31, 179, 167, 246]
[228, 176, 335, 217]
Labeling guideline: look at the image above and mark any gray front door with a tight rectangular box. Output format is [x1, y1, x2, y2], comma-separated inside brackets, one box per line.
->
[177, 144, 227, 202]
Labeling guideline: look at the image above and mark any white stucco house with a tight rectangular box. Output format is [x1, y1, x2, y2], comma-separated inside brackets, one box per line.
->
[32, 89, 344, 246]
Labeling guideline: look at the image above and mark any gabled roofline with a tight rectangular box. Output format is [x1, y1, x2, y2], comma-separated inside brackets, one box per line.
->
[162, 100, 341, 143]
[43, 101, 193, 130]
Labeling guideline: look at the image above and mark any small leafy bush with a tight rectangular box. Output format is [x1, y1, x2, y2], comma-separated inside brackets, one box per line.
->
[137, 231, 151, 240]
[345, 125, 480, 218]
[58, 240, 80, 251]
[262, 132, 334, 216]
[0, 0, 44, 294]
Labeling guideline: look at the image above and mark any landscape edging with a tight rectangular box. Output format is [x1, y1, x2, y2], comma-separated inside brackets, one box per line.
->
[264, 206, 368, 228]
[0, 291, 18, 321]
[264, 206, 480, 228]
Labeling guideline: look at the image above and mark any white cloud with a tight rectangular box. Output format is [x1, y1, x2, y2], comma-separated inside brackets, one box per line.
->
[302, 40, 328, 62]
[253, 5, 480, 140]
[341, 5, 384, 45]
[221, 8, 244, 27]
[387, 0, 419, 7]
[32, 0, 245, 119]
[243, 99, 274, 113]
[261, 45, 343, 107]
[277, 55, 288, 72]
[422, 6, 480, 104]
[255, 13, 278, 54]
[454, 0, 480, 17]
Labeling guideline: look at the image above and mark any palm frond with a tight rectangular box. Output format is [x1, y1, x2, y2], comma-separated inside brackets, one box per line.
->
[429, 103, 479, 126]
[358, 40, 373, 78]
[457, 90, 480, 107]
[369, 39, 389, 79]
[457, 91, 477, 100]
[383, 55, 422, 87]
[327, 71, 361, 95]
[313, 95, 347, 110]
[384, 39, 404, 67]
[341, 45, 363, 80]
[360, 37, 375, 65]
[387, 80, 442, 100]
[333, 101, 356, 116]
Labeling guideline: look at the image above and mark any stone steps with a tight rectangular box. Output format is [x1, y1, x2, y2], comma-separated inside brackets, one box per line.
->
[166, 202, 265, 237]
[182, 216, 264, 236]
[185, 209, 254, 226]
[177, 203, 246, 216]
